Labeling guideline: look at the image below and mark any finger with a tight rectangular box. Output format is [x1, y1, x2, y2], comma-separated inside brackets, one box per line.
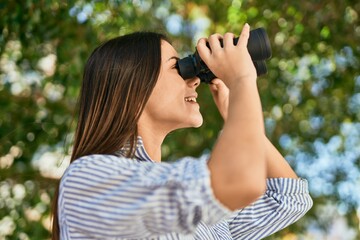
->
[223, 32, 235, 48]
[236, 23, 250, 47]
[211, 79, 228, 90]
[211, 78, 223, 85]
[208, 33, 223, 51]
[209, 85, 219, 99]
[197, 38, 211, 60]
[209, 82, 218, 92]
[209, 79, 222, 92]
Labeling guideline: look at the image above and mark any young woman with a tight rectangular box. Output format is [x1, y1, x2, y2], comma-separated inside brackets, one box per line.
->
[52, 24, 312, 239]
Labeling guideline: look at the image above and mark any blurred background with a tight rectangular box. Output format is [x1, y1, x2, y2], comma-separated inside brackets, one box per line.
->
[0, 0, 359, 239]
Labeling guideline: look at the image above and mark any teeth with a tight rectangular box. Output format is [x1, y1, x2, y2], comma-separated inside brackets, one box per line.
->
[185, 97, 197, 102]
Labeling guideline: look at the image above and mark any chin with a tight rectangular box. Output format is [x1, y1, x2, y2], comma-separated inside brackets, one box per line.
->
[194, 119, 203, 128]
[173, 113, 203, 130]
[175, 118, 203, 130]
[189, 116, 203, 128]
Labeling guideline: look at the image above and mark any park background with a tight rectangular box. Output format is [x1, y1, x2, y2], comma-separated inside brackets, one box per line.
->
[0, 0, 359, 239]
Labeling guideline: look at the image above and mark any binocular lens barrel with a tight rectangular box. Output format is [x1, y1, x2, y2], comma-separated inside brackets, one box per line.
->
[245, 28, 272, 61]
[177, 28, 272, 83]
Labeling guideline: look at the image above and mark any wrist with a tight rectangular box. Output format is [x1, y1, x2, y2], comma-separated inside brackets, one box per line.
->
[227, 78, 258, 96]
[225, 75, 257, 90]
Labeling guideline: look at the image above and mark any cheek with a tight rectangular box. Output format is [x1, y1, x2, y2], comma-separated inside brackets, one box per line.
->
[145, 89, 177, 116]
[147, 71, 187, 111]
[153, 77, 185, 103]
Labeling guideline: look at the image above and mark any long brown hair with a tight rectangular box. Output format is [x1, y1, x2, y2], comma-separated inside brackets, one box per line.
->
[51, 32, 168, 239]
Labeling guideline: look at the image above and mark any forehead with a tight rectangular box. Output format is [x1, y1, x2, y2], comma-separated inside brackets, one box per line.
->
[161, 40, 178, 61]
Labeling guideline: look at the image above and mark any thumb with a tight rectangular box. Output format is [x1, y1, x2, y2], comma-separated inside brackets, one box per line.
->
[209, 79, 222, 96]
[210, 82, 218, 92]
[210, 79, 228, 94]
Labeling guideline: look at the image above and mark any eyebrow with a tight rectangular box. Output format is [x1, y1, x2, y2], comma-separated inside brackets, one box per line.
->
[167, 56, 179, 62]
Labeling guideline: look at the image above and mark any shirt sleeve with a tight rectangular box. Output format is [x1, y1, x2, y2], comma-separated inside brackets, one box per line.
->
[227, 178, 313, 239]
[58, 154, 232, 239]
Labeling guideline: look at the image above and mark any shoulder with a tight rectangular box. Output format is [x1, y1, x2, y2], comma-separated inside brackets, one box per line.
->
[59, 154, 139, 185]
[59, 154, 210, 187]
[65, 154, 143, 172]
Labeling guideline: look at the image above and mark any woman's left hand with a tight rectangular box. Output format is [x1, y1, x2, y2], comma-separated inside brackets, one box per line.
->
[209, 78, 229, 121]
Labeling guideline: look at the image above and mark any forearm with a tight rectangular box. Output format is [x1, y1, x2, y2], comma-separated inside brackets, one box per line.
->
[208, 82, 267, 209]
[264, 136, 298, 179]
[216, 82, 265, 172]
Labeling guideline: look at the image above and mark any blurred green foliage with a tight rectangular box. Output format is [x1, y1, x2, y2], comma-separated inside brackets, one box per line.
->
[0, 0, 359, 239]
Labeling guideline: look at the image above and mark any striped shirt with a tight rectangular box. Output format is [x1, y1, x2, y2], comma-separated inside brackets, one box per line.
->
[58, 138, 313, 239]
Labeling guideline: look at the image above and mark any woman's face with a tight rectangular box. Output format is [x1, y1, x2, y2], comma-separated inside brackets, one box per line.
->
[140, 40, 203, 133]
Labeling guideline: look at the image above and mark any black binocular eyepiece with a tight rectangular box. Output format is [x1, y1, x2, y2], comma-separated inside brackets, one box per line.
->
[176, 28, 272, 83]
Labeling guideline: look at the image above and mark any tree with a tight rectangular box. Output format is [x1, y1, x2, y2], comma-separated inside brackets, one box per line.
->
[0, 0, 359, 239]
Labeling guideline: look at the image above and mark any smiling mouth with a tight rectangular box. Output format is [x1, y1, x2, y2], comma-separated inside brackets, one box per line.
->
[185, 97, 197, 103]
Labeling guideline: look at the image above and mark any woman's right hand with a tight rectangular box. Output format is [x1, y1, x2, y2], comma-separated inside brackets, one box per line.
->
[203, 24, 267, 211]
[196, 23, 257, 89]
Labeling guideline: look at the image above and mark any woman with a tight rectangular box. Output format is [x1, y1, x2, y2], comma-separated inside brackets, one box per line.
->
[52, 24, 312, 239]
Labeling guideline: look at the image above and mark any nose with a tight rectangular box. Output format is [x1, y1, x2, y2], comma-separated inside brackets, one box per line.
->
[186, 77, 200, 88]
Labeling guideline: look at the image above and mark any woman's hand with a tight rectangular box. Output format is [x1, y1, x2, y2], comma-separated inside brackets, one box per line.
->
[197, 23, 257, 89]
[209, 79, 229, 121]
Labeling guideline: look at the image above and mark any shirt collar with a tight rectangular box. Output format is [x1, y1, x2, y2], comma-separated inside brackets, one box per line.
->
[115, 136, 154, 163]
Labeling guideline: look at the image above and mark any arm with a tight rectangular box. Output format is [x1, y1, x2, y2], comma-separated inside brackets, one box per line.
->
[198, 24, 267, 211]
[59, 155, 232, 238]
[209, 76, 298, 179]
[207, 38, 312, 240]
[265, 136, 298, 178]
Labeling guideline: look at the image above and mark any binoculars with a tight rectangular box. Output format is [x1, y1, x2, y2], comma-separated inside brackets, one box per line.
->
[176, 28, 272, 83]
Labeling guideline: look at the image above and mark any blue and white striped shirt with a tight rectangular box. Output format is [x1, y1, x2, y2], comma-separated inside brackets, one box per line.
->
[58, 138, 312, 239]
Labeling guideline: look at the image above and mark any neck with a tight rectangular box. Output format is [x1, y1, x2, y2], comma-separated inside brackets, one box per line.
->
[137, 126, 168, 163]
